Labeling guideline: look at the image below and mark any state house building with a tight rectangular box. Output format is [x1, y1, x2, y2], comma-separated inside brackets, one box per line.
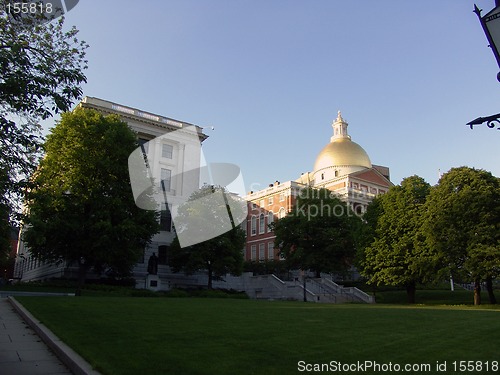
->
[15, 103, 390, 291]
[14, 97, 208, 286]
[244, 112, 392, 262]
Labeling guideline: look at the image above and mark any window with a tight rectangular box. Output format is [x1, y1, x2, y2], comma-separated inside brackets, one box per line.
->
[160, 204, 172, 232]
[161, 168, 172, 191]
[335, 170, 339, 177]
[251, 216, 257, 235]
[251, 245, 257, 261]
[268, 196, 273, 205]
[259, 243, 265, 261]
[162, 144, 173, 159]
[279, 193, 285, 202]
[268, 242, 274, 260]
[278, 207, 286, 219]
[259, 213, 265, 234]
[158, 245, 168, 265]
[260, 200, 265, 207]
[321, 173, 324, 180]
[267, 211, 274, 232]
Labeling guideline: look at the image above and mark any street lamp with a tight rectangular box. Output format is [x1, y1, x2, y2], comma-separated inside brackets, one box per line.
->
[468, 1, 500, 130]
[466, 112, 500, 130]
[473, 1, 500, 81]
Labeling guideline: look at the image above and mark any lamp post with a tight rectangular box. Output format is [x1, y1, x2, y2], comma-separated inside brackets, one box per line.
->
[63, 190, 86, 296]
[469, 2, 500, 130]
[466, 112, 500, 130]
[303, 272, 307, 302]
[473, 2, 500, 81]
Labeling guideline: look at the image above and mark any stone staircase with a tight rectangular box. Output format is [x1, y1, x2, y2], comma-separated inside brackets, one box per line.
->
[306, 278, 375, 303]
[213, 273, 374, 303]
[137, 271, 375, 304]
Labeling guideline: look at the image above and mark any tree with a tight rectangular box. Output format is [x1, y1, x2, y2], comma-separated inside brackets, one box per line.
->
[354, 195, 382, 268]
[360, 176, 431, 304]
[168, 185, 246, 289]
[22, 108, 159, 289]
[423, 167, 500, 305]
[243, 259, 290, 279]
[271, 187, 360, 278]
[0, 5, 88, 218]
[0, 170, 11, 262]
[0, 201, 11, 277]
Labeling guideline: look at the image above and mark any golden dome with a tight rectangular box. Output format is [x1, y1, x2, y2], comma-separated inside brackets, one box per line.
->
[313, 111, 372, 172]
[314, 138, 372, 171]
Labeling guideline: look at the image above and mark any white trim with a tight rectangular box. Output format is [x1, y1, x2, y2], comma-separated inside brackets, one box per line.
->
[246, 236, 276, 244]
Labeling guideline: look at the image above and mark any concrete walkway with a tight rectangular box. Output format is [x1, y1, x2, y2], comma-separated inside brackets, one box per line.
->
[0, 294, 100, 375]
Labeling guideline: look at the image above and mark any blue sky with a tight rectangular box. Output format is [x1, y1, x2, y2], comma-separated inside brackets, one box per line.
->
[55, 0, 500, 191]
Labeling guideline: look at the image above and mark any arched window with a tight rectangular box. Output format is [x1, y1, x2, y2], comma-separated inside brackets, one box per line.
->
[278, 207, 286, 219]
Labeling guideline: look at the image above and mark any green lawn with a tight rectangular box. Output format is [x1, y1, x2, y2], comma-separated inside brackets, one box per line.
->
[374, 288, 491, 305]
[16, 296, 500, 375]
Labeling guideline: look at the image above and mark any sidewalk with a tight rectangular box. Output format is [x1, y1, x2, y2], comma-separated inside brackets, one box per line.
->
[0, 294, 100, 375]
[0, 296, 72, 374]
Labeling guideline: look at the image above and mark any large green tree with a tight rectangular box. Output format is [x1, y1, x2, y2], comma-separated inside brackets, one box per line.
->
[22, 108, 159, 287]
[271, 187, 360, 278]
[423, 167, 500, 305]
[354, 195, 382, 267]
[360, 176, 431, 303]
[168, 185, 246, 289]
[0, 5, 88, 262]
[0, 8, 87, 213]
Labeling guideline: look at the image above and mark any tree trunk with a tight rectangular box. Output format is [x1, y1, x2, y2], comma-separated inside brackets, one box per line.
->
[76, 262, 88, 296]
[486, 276, 496, 304]
[474, 279, 481, 306]
[406, 281, 416, 304]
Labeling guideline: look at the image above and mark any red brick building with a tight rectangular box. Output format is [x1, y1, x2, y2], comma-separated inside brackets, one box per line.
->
[244, 181, 304, 261]
[243, 112, 393, 261]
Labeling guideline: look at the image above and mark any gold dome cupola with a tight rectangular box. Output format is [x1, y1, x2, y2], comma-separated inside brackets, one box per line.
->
[313, 112, 372, 177]
[331, 111, 350, 141]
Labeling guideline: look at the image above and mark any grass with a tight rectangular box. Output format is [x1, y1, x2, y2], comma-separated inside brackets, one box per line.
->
[16, 296, 500, 375]
[1, 281, 249, 298]
[374, 288, 491, 305]
[0, 282, 78, 294]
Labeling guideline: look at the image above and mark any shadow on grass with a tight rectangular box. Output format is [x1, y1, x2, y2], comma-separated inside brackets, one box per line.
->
[1, 280, 249, 299]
